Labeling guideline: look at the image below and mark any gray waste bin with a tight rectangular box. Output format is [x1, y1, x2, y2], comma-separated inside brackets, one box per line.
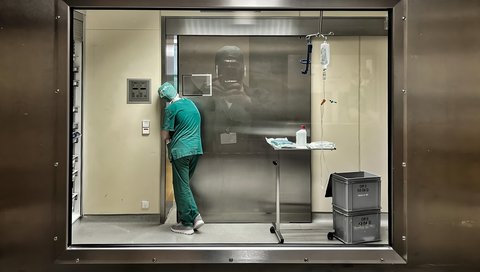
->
[332, 171, 381, 212]
[331, 205, 381, 244]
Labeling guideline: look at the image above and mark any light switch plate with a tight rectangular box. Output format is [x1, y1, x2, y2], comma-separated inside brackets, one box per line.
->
[142, 120, 150, 135]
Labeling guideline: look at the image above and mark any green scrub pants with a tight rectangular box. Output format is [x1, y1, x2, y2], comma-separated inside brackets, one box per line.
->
[171, 154, 201, 226]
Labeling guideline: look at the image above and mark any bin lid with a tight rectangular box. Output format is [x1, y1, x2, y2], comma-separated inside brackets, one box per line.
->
[332, 171, 380, 184]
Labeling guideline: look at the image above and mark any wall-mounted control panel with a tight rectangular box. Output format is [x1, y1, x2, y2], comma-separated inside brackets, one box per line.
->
[127, 79, 151, 104]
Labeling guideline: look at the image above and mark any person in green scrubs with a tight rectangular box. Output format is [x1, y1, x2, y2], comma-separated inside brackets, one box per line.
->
[158, 82, 204, 235]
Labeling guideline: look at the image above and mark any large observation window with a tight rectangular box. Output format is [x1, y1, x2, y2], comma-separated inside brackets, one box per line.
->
[63, 7, 404, 264]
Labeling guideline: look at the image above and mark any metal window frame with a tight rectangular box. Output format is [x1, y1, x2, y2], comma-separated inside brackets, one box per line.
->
[54, 0, 406, 264]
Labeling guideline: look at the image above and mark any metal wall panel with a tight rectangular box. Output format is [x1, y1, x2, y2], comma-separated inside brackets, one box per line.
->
[166, 18, 321, 36]
[53, 0, 70, 260]
[166, 17, 388, 36]
[391, 0, 407, 260]
[405, 0, 480, 266]
[64, 0, 400, 9]
[322, 17, 388, 36]
[2, 0, 480, 271]
[0, 0, 56, 271]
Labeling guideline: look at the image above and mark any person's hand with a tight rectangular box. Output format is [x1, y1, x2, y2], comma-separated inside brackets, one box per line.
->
[212, 80, 243, 97]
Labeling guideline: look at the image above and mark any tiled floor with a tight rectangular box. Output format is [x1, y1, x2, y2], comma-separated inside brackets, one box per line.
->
[72, 208, 389, 245]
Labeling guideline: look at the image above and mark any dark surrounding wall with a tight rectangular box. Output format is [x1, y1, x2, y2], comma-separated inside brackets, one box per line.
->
[0, 0, 479, 271]
[0, 0, 56, 271]
[405, 0, 480, 266]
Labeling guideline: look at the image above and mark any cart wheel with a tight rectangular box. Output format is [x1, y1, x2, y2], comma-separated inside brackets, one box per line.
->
[270, 226, 275, 233]
[327, 232, 334, 240]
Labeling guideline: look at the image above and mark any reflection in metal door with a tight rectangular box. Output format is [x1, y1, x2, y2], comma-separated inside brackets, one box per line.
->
[178, 36, 312, 222]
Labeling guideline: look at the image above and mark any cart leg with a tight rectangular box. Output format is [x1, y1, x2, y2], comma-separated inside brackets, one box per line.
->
[270, 159, 283, 244]
[271, 222, 284, 244]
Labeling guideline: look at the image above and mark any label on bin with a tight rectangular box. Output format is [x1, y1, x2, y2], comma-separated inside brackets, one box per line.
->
[354, 216, 374, 230]
[357, 184, 370, 197]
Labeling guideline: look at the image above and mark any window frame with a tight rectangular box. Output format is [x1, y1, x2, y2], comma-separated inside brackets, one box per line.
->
[54, 0, 406, 264]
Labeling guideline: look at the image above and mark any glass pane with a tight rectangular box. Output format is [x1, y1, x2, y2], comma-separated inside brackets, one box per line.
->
[70, 9, 389, 247]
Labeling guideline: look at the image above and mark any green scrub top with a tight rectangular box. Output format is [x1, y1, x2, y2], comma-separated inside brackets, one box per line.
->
[162, 98, 203, 161]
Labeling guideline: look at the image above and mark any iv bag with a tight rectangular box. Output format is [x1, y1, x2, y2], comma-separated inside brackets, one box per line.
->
[320, 41, 330, 69]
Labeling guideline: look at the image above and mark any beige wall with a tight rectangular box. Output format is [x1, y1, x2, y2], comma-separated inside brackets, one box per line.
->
[83, 10, 161, 214]
[311, 36, 388, 212]
[359, 37, 388, 212]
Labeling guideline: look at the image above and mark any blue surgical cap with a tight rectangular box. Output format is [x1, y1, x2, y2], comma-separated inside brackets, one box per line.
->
[158, 82, 177, 101]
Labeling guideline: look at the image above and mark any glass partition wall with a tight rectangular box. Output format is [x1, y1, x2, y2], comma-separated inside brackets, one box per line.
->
[71, 10, 389, 246]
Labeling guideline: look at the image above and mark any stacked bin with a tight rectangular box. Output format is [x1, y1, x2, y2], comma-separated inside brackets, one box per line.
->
[328, 171, 381, 244]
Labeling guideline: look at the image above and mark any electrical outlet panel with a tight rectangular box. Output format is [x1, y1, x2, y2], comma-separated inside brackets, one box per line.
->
[141, 200, 150, 209]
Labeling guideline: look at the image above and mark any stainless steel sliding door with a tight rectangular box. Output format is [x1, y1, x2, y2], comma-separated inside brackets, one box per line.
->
[178, 35, 312, 222]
